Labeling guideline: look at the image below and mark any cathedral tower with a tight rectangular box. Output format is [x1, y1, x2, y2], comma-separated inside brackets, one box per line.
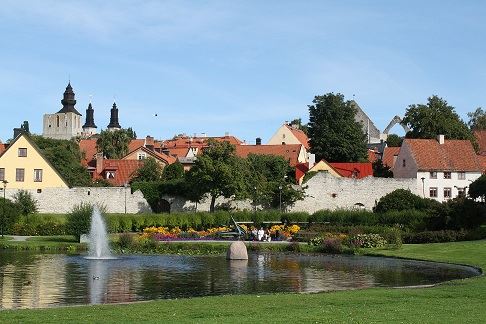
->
[107, 102, 121, 131]
[82, 102, 98, 137]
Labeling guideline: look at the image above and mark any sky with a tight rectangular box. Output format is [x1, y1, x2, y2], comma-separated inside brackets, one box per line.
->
[1, 1, 486, 143]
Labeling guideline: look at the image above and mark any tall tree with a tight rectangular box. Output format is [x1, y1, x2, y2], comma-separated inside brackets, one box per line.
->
[467, 107, 486, 130]
[403, 96, 473, 140]
[96, 128, 136, 159]
[162, 161, 185, 181]
[307, 93, 368, 162]
[186, 140, 246, 212]
[12, 190, 38, 216]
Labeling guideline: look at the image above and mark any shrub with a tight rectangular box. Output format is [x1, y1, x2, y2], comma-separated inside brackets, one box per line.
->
[66, 203, 106, 240]
[0, 197, 21, 235]
[118, 233, 134, 249]
[382, 227, 402, 249]
[346, 234, 387, 248]
[320, 238, 343, 253]
[12, 190, 38, 216]
[374, 189, 439, 213]
[402, 230, 468, 244]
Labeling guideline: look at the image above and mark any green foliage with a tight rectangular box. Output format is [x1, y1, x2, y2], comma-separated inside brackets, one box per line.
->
[162, 161, 185, 181]
[96, 128, 136, 159]
[131, 157, 163, 182]
[11, 214, 66, 236]
[402, 230, 469, 244]
[31, 135, 92, 186]
[307, 93, 368, 162]
[12, 190, 38, 216]
[372, 159, 393, 178]
[468, 174, 486, 201]
[430, 197, 486, 230]
[385, 134, 403, 147]
[289, 118, 308, 135]
[403, 95, 474, 142]
[0, 198, 21, 236]
[373, 189, 439, 213]
[467, 107, 486, 130]
[347, 234, 387, 248]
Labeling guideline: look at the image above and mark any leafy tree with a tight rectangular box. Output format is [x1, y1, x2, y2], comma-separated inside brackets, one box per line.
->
[468, 175, 486, 202]
[467, 107, 486, 130]
[386, 134, 403, 147]
[131, 157, 163, 182]
[403, 96, 473, 141]
[12, 190, 38, 216]
[0, 198, 21, 237]
[162, 161, 185, 181]
[96, 128, 136, 159]
[372, 159, 393, 178]
[246, 154, 302, 209]
[374, 189, 440, 213]
[307, 93, 368, 162]
[186, 140, 246, 212]
[32, 135, 92, 187]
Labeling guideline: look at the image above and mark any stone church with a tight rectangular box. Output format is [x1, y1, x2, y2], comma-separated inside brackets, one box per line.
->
[42, 83, 122, 140]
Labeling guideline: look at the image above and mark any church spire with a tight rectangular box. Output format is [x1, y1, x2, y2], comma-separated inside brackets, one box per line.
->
[107, 102, 121, 129]
[82, 102, 97, 129]
[58, 82, 81, 116]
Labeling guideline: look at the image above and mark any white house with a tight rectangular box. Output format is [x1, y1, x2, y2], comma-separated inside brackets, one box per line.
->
[393, 135, 482, 202]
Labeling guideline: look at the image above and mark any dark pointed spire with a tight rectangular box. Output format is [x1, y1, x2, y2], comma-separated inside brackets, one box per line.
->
[83, 102, 97, 128]
[107, 102, 121, 129]
[58, 82, 81, 115]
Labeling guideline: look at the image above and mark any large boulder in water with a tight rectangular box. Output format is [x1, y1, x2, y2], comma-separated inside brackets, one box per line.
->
[226, 241, 248, 260]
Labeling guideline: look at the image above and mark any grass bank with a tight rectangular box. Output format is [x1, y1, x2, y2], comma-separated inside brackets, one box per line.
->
[0, 240, 485, 323]
[0, 235, 86, 252]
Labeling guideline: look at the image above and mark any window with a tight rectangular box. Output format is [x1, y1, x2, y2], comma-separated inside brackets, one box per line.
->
[429, 187, 438, 198]
[429, 171, 437, 179]
[34, 169, 43, 182]
[458, 172, 466, 180]
[138, 153, 146, 160]
[402, 159, 406, 167]
[444, 172, 451, 179]
[106, 171, 115, 179]
[0, 168, 4, 181]
[16, 168, 25, 182]
[18, 148, 27, 157]
[444, 187, 452, 199]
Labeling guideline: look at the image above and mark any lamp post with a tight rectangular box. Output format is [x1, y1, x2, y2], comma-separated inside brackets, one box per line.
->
[278, 185, 282, 213]
[1, 180, 8, 238]
[253, 186, 257, 215]
[124, 183, 128, 214]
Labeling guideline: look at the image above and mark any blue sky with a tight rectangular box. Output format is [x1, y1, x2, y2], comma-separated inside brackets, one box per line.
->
[1, 1, 485, 143]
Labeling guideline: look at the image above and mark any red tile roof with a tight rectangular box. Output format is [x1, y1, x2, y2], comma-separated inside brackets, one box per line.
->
[128, 139, 146, 152]
[478, 155, 486, 173]
[164, 147, 190, 158]
[474, 130, 486, 155]
[295, 162, 309, 183]
[328, 162, 373, 178]
[382, 146, 400, 168]
[79, 139, 98, 166]
[285, 125, 309, 149]
[404, 138, 481, 171]
[162, 135, 243, 149]
[0, 143, 8, 157]
[235, 144, 303, 167]
[92, 159, 143, 186]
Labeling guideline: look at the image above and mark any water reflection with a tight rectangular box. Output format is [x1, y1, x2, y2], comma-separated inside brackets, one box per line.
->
[0, 251, 480, 309]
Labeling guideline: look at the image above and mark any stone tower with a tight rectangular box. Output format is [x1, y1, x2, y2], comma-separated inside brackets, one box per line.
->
[107, 102, 121, 131]
[82, 102, 98, 137]
[43, 82, 83, 140]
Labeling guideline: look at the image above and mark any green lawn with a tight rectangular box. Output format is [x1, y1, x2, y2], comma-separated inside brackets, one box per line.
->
[0, 240, 485, 323]
[0, 235, 85, 251]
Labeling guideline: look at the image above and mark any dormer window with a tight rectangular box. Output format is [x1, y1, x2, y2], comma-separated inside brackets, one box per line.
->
[106, 171, 116, 179]
[18, 148, 27, 157]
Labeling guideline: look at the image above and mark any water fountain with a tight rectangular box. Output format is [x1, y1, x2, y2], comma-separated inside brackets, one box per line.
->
[85, 206, 115, 260]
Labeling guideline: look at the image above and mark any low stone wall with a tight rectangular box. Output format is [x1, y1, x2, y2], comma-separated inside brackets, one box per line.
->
[290, 173, 417, 213]
[2, 187, 151, 214]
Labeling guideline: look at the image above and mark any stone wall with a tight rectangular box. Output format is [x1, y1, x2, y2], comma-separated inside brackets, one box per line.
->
[290, 172, 417, 213]
[1, 187, 151, 214]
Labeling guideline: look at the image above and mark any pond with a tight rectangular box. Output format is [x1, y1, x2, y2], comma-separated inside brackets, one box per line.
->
[0, 251, 480, 309]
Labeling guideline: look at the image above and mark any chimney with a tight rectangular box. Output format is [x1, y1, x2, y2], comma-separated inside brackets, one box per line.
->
[256, 137, 262, 145]
[145, 136, 155, 151]
[307, 153, 316, 169]
[96, 152, 104, 175]
[437, 134, 445, 145]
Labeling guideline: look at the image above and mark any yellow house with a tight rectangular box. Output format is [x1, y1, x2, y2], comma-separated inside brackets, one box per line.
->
[0, 133, 68, 189]
[297, 160, 342, 185]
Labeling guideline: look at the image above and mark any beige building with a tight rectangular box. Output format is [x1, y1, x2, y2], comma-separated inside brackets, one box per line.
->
[0, 133, 68, 190]
[267, 123, 309, 149]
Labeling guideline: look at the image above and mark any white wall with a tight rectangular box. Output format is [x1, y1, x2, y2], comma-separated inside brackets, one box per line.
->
[416, 171, 481, 201]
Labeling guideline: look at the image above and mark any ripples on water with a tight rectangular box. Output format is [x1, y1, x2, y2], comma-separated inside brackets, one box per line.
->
[0, 251, 479, 309]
